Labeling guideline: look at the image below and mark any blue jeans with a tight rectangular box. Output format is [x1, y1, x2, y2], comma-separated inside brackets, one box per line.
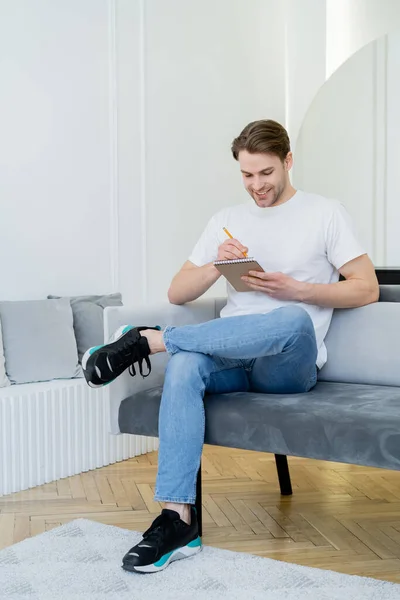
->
[154, 305, 318, 504]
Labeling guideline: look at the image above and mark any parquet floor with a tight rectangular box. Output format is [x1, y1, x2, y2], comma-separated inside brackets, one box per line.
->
[1, 446, 400, 584]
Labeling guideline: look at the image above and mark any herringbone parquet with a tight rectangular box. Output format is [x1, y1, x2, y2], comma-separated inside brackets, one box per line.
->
[1, 447, 400, 584]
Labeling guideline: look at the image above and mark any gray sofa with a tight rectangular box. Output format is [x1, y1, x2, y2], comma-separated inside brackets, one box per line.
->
[104, 283, 400, 535]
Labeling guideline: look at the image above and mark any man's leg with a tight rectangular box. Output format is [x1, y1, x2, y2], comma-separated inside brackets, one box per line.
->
[122, 351, 249, 573]
[149, 305, 317, 526]
[145, 305, 316, 364]
[82, 306, 316, 390]
[249, 317, 318, 394]
[155, 352, 249, 516]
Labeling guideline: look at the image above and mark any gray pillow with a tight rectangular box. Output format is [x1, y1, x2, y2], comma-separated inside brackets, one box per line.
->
[0, 299, 81, 384]
[47, 293, 123, 362]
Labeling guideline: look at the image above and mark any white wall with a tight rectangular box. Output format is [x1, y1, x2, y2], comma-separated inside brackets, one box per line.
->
[286, 0, 400, 151]
[284, 0, 327, 151]
[294, 31, 400, 267]
[2, 0, 400, 306]
[385, 33, 400, 266]
[0, 0, 113, 300]
[326, 0, 400, 77]
[293, 41, 377, 258]
[284, 0, 400, 150]
[0, 0, 286, 304]
[143, 0, 286, 302]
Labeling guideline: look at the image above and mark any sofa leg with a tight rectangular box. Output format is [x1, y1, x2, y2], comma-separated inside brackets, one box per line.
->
[195, 465, 203, 537]
[274, 454, 293, 495]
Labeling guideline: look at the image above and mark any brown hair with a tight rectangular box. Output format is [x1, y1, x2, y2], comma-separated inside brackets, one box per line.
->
[231, 119, 291, 162]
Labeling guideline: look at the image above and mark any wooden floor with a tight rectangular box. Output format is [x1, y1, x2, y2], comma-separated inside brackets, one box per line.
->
[1, 447, 400, 584]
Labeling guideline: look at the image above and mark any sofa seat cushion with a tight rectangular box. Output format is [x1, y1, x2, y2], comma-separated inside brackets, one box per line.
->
[119, 381, 400, 471]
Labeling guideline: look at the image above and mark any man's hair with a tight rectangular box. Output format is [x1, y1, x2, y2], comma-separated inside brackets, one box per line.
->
[231, 119, 291, 162]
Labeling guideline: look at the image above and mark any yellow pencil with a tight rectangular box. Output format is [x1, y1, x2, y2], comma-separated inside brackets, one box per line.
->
[223, 227, 248, 257]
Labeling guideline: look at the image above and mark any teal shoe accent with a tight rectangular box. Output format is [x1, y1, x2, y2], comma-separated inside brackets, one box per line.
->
[89, 345, 103, 355]
[155, 325, 161, 330]
[187, 537, 202, 548]
[154, 550, 174, 567]
[122, 325, 134, 334]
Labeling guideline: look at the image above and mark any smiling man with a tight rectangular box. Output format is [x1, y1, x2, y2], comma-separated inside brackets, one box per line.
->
[82, 119, 379, 573]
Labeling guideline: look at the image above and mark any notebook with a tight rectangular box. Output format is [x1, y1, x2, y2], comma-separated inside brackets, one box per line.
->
[213, 257, 264, 292]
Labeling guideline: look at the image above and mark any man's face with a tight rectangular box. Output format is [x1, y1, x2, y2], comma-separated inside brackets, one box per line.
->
[238, 151, 292, 208]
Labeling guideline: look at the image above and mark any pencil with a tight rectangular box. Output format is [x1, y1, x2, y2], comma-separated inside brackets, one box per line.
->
[223, 227, 248, 257]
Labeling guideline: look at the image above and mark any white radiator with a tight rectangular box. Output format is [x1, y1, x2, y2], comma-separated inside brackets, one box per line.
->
[0, 378, 158, 497]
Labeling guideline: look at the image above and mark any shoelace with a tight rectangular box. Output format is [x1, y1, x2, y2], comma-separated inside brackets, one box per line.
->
[109, 337, 151, 378]
[128, 341, 151, 378]
[141, 514, 176, 547]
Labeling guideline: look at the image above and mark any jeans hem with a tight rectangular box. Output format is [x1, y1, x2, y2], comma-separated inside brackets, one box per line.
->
[154, 494, 196, 504]
[162, 326, 176, 355]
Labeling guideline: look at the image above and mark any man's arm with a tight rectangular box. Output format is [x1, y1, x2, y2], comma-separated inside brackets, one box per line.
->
[243, 254, 379, 308]
[168, 238, 249, 305]
[168, 261, 221, 305]
[299, 254, 379, 308]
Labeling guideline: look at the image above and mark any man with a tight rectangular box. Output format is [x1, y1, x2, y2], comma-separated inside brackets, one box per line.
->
[82, 120, 379, 573]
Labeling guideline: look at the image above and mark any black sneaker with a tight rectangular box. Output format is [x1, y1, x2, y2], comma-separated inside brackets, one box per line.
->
[122, 507, 202, 573]
[81, 325, 161, 388]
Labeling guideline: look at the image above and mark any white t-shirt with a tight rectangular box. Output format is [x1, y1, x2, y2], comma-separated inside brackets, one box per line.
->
[188, 190, 366, 369]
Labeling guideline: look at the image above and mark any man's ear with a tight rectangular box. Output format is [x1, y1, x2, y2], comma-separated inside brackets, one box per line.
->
[285, 152, 293, 171]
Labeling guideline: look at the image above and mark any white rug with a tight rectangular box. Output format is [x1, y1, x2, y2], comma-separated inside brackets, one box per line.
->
[1, 519, 400, 600]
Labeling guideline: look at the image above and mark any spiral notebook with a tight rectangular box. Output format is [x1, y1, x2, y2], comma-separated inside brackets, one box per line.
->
[214, 257, 264, 292]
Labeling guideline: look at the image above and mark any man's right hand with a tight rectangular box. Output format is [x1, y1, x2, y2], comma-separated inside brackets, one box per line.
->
[217, 239, 248, 261]
[168, 239, 248, 305]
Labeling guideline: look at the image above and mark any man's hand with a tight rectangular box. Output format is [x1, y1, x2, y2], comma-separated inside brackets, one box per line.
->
[241, 270, 304, 301]
[217, 238, 248, 261]
[242, 254, 379, 308]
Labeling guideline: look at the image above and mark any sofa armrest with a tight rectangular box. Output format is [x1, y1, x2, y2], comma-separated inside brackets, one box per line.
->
[104, 298, 219, 434]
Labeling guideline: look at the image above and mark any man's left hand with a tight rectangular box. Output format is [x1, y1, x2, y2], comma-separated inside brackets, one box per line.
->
[241, 271, 307, 301]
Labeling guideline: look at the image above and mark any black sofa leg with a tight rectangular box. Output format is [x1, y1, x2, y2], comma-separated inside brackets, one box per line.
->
[195, 465, 203, 537]
[275, 454, 293, 496]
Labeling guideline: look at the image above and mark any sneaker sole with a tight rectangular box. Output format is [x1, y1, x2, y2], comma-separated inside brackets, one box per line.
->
[81, 326, 134, 387]
[122, 537, 202, 574]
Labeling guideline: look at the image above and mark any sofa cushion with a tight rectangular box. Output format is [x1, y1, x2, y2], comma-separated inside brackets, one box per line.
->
[379, 284, 400, 302]
[118, 382, 400, 471]
[0, 298, 81, 384]
[319, 302, 400, 386]
[48, 293, 123, 362]
[0, 319, 10, 388]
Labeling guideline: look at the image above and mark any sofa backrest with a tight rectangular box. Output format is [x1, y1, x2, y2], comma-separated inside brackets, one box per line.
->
[320, 284, 400, 385]
[379, 284, 400, 302]
[215, 285, 400, 386]
[319, 301, 400, 385]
